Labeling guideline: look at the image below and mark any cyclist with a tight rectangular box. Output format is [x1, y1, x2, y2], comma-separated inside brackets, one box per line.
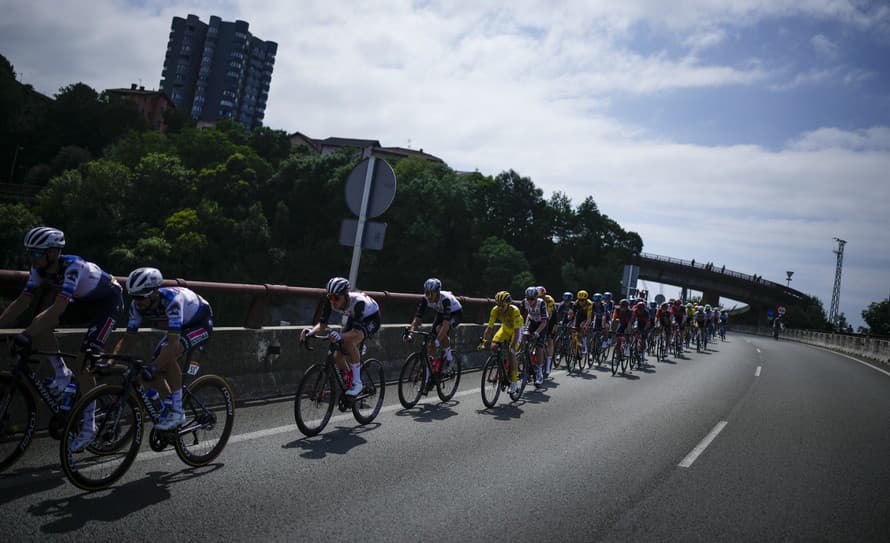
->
[609, 298, 633, 357]
[301, 277, 381, 396]
[537, 286, 556, 378]
[669, 299, 686, 353]
[632, 301, 652, 362]
[111, 267, 214, 434]
[655, 302, 673, 350]
[589, 293, 608, 352]
[479, 291, 524, 394]
[521, 286, 549, 387]
[0, 227, 123, 451]
[571, 290, 593, 355]
[407, 278, 462, 373]
[694, 306, 707, 347]
[720, 309, 729, 337]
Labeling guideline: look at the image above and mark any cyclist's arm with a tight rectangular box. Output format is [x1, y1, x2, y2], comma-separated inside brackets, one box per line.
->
[24, 295, 69, 338]
[0, 292, 32, 327]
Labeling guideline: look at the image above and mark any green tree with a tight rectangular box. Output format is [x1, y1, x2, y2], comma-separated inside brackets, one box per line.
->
[0, 203, 41, 269]
[862, 298, 890, 335]
[475, 236, 534, 296]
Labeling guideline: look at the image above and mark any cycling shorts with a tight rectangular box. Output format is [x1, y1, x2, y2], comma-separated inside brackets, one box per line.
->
[58, 286, 124, 355]
[432, 310, 462, 334]
[345, 311, 381, 339]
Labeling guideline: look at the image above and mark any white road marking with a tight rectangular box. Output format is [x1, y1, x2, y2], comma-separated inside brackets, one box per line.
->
[678, 421, 728, 468]
[755, 366, 762, 377]
[756, 348, 761, 354]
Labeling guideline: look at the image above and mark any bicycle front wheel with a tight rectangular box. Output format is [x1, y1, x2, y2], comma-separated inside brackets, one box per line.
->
[60, 384, 142, 491]
[398, 353, 427, 409]
[611, 347, 620, 376]
[294, 364, 334, 436]
[0, 373, 37, 473]
[480, 356, 501, 408]
[436, 357, 462, 402]
[174, 374, 235, 467]
[353, 359, 385, 424]
[511, 353, 528, 402]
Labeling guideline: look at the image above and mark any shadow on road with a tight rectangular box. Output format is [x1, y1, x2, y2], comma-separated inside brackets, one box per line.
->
[521, 388, 552, 405]
[282, 424, 380, 459]
[0, 465, 67, 506]
[477, 403, 525, 421]
[566, 370, 598, 380]
[614, 372, 641, 381]
[28, 466, 222, 534]
[395, 401, 459, 423]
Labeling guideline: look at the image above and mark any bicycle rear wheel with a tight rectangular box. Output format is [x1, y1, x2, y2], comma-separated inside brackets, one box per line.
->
[398, 353, 427, 409]
[60, 384, 142, 491]
[436, 357, 462, 402]
[480, 356, 501, 408]
[0, 373, 37, 473]
[294, 364, 334, 436]
[353, 359, 385, 424]
[174, 374, 235, 467]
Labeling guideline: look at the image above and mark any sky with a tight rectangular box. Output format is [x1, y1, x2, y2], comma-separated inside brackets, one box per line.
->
[2, 0, 889, 328]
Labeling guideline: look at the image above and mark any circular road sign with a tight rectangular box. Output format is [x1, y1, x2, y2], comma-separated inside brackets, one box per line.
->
[344, 157, 397, 219]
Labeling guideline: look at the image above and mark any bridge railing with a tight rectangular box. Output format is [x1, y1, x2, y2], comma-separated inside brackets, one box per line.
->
[637, 252, 795, 294]
[0, 269, 496, 329]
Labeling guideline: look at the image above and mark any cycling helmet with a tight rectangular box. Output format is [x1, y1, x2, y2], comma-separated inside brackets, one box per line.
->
[562, 291, 573, 301]
[525, 286, 539, 299]
[619, 298, 629, 307]
[127, 267, 163, 296]
[577, 290, 589, 300]
[423, 277, 441, 294]
[592, 292, 603, 302]
[495, 291, 512, 304]
[637, 301, 647, 309]
[603, 292, 612, 300]
[537, 286, 546, 296]
[661, 302, 669, 309]
[705, 305, 712, 311]
[326, 276, 350, 296]
[686, 303, 693, 308]
[24, 227, 66, 249]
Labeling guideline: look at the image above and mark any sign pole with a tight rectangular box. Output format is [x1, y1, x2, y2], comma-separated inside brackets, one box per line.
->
[348, 156, 375, 290]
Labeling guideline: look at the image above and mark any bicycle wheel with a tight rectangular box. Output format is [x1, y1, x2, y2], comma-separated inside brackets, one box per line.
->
[398, 353, 427, 409]
[611, 346, 621, 376]
[621, 346, 630, 374]
[480, 356, 501, 408]
[0, 373, 37, 473]
[511, 353, 528, 402]
[173, 374, 235, 467]
[551, 335, 564, 370]
[436, 357, 462, 402]
[60, 384, 142, 491]
[353, 359, 385, 424]
[587, 333, 600, 368]
[294, 364, 334, 436]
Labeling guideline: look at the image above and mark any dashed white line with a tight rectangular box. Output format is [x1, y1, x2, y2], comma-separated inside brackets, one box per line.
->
[678, 421, 728, 468]
[755, 366, 762, 377]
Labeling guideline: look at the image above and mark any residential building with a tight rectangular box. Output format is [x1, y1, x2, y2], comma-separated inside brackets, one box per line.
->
[288, 133, 445, 164]
[159, 14, 277, 129]
[106, 84, 175, 131]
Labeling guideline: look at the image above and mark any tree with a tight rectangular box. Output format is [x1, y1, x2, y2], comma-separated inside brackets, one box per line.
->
[862, 298, 890, 336]
[0, 203, 41, 269]
[475, 236, 534, 296]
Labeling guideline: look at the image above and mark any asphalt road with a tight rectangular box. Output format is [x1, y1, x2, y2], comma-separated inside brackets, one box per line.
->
[2, 334, 889, 542]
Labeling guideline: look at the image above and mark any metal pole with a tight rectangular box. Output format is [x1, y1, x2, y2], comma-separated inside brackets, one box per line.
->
[347, 157, 375, 291]
[9, 145, 21, 181]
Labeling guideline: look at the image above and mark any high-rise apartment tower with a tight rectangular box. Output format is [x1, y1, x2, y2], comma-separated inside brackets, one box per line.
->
[160, 14, 277, 129]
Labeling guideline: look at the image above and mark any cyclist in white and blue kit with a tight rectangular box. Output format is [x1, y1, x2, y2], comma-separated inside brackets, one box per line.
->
[407, 278, 462, 373]
[111, 267, 214, 432]
[0, 227, 123, 451]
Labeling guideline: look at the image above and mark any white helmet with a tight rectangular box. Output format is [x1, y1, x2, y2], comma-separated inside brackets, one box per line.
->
[24, 227, 66, 249]
[423, 278, 442, 294]
[127, 267, 163, 295]
[326, 276, 350, 296]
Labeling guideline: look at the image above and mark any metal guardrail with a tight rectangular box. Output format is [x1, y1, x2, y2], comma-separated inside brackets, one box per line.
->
[0, 269, 496, 329]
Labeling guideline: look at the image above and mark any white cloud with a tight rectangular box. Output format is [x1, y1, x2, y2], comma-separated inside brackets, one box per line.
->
[787, 127, 890, 151]
[811, 33, 839, 59]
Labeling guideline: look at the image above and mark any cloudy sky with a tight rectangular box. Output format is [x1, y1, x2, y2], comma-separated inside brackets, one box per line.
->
[2, 0, 889, 327]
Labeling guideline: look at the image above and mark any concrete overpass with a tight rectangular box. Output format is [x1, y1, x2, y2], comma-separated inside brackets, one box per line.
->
[629, 253, 806, 310]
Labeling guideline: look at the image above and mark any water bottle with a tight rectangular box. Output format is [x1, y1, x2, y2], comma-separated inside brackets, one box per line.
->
[60, 382, 78, 412]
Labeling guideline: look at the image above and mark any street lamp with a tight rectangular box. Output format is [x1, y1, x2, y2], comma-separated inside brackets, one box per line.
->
[785, 270, 793, 287]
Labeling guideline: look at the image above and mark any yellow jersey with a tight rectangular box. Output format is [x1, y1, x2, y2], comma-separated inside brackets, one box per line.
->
[543, 294, 556, 317]
[488, 305, 524, 332]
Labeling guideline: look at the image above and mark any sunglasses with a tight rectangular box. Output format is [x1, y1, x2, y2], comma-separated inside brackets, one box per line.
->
[26, 250, 47, 259]
[328, 294, 343, 301]
[132, 293, 152, 300]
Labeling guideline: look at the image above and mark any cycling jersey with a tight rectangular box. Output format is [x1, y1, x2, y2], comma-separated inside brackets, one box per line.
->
[572, 299, 593, 322]
[127, 287, 211, 334]
[591, 302, 606, 329]
[522, 297, 549, 325]
[656, 308, 672, 327]
[554, 301, 573, 324]
[542, 294, 555, 318]
[319, 291, 379, 324]
[633, 306, 650, 325]
[24, 255, 120, 303]
[488, 305, 524, 332]
[612, 307, 632, 327]
[415, 290, 462, 318]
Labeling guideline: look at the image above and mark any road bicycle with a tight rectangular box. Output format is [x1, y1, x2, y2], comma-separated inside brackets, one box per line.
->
[59, 350, 235, 491]
[398, 328, 462, 408]
[1, 345, 80, 472]
[293, 335, 385, 437]
[480, 339, 528, 407]
[610, 333, 631, 375]
[551, 323, 569, 370]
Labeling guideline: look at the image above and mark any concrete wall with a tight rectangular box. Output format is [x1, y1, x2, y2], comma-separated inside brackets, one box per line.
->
[733, 325, 890, 367]
[1, 324, 492, 403]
